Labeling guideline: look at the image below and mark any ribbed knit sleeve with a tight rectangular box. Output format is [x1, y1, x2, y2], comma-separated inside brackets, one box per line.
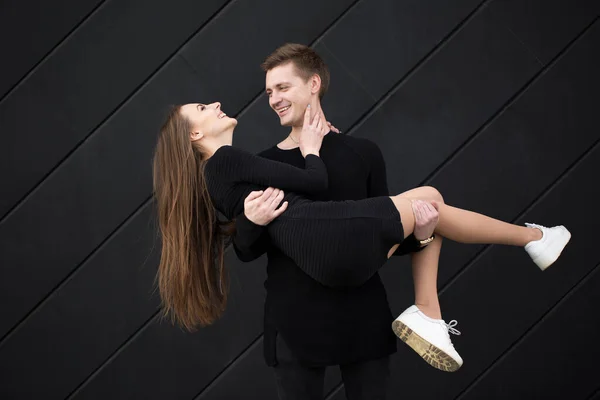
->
[232, 213, 270, 262]
[215, 146, 328, 194]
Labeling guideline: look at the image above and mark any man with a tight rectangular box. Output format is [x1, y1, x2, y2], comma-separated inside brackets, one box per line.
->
[233, 44, 437, 399]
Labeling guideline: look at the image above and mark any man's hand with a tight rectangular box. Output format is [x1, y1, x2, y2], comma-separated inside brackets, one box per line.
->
[244, 187, 288, 226]
[412, 199, 439, 240]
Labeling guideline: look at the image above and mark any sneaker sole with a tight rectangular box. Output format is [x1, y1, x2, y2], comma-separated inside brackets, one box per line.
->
[533, 227, 572, 270]
[392, 320, 461, 372]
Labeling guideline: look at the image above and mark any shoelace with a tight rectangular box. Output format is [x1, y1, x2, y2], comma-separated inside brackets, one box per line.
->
[526, 222, 547, 229]
[445, 320, 461, 335]
[440, 320, 461, 350]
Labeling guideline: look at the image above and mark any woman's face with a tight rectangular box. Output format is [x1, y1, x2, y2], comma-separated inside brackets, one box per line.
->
[180, 102, 237, 141]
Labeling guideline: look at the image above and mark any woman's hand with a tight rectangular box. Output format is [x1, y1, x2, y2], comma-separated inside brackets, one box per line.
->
[299, 105, 328, 158]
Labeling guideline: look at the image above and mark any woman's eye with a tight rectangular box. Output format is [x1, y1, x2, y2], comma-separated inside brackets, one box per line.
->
[201, 105, 206, 111]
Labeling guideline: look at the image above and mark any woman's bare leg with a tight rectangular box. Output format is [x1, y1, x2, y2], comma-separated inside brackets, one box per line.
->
[389, 186, 542, 320]
[390, 186, 542, 247]
[389, 187, 568, 372]
[411, 236, 443, 319]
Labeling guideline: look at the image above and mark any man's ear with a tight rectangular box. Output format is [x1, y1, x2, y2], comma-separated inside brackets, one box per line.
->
[310, 74, 322, 95]
[190, 131, 204, 142]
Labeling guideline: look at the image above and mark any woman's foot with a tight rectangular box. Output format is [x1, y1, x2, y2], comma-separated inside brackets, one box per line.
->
[392, 305, 463, 372]
[524, 223, 571, 270]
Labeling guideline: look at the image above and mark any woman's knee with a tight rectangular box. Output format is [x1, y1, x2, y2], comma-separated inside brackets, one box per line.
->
[421, 186, 444, 204]
[398, 186, 444, 204]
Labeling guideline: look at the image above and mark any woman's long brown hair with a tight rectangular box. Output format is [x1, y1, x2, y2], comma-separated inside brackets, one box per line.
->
[153, 106, 231, 330]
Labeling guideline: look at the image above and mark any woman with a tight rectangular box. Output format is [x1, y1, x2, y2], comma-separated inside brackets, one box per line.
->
[153, 102, 570, 372]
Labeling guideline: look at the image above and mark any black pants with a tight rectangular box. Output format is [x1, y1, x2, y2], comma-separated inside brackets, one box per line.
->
[273, 336, 390, 400]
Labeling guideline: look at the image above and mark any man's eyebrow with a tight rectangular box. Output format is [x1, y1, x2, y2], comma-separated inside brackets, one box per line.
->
[266, 82, 292, 91]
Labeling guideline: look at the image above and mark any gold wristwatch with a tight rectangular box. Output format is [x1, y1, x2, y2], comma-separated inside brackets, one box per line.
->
[417, 234, 435, 247]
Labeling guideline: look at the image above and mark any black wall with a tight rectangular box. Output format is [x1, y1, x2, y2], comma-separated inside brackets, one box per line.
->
[1, 0, 599, 399]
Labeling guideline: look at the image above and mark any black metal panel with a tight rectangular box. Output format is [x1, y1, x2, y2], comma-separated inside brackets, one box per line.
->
[180, 0, 355, 117]
[322, 0, 483, 99]
[70, 249, 268, 400]
[1, 0, 598, 399]
[488, 0, 599, 64]
[386, 137, 600, 400]
[0, 57, 203, 341]
[0, 0, 103, 98]
[0, 0, 228, 219]
[0, 203, 160, 400]
[352, 6, 541, 194]
[458, 263, 600, 400]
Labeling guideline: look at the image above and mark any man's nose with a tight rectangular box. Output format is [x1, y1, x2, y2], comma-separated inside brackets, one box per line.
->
[270, 96, 281, 109]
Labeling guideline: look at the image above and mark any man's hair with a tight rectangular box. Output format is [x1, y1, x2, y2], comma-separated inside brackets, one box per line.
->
[261, 43, 330, 99]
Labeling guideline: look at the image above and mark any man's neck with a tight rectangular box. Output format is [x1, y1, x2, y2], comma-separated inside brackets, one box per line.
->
[279, 103, 326, 150]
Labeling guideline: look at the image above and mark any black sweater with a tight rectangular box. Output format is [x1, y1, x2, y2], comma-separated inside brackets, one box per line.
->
[231, 134, 419, 366]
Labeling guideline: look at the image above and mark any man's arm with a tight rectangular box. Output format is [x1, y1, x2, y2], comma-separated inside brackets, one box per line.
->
[364, 139, 426, 255]
[232, 188, 287, 262]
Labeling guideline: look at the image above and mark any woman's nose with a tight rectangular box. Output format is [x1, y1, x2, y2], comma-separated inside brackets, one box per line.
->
[213, 102, 221, 110]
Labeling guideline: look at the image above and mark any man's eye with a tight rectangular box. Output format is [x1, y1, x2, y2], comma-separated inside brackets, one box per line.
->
[201, 105, 206, 110]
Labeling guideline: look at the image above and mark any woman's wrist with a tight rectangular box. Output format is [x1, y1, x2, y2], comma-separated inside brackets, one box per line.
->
[303, 150, 320, 158]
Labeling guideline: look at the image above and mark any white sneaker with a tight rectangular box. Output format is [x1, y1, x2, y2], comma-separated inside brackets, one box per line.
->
[392, 305, 463, 372]
[524, 223, 571, 270]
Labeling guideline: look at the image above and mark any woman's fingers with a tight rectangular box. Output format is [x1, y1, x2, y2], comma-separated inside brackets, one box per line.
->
[304, 104, 312, 127]
[315, 113, 323, 131]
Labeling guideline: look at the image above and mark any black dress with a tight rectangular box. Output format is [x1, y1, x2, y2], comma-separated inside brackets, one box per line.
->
[205, 145, 404, 287]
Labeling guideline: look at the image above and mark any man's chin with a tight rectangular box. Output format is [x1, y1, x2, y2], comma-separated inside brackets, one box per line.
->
[279, 116, 297, 127]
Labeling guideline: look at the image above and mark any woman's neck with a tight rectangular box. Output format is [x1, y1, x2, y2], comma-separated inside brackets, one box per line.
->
[203, 131, 234, 158]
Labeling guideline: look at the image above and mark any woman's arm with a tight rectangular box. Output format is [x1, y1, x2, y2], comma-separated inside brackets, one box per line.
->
[224, 146, 328, 194]
[232, 213, 271, 262]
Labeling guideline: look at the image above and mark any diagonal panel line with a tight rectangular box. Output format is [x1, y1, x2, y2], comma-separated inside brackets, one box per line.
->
[420, 16, 599, 186]
[0, 0, 237, 225]
[325, 382, 344, 400]
[453, 262, 600, 400]
[65, 310, 162, 399]
[424, 16, 600, 299]
[0, 194, 154, 348]
[433, 14, 599, 297]
[192, 334, 264, 399]
[585, 385, 600, 400]
[438, 135, 600, 298]
[233, 0, 364, 121]
[64, 243, 235, 399]
[0, 0, 109, 105]
[342, 0, 491, 137]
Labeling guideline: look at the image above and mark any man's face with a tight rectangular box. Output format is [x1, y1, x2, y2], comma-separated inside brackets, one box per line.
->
[265, 62, 313, 127]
